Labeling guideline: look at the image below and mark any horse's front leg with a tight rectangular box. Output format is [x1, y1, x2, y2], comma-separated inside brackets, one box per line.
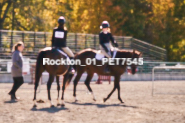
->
[117, 81, 124, 103]
[104, 75, 121, 103]
[103, 86, 116, 102]
[47, 74, 55, 107]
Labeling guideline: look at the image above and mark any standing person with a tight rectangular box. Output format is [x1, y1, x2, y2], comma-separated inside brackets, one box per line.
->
[8, 41, 24, 100]
[51, 16, 75, 74]
[99, 21, 119, 73]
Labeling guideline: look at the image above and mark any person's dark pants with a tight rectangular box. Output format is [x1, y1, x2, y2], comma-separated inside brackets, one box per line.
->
[9, 76, 24, 96]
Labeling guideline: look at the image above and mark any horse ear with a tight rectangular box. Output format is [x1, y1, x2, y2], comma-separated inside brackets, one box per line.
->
[132, 49, 135, 59]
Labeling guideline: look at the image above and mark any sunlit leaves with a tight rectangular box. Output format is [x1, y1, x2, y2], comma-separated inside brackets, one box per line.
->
[0, 0, 185, 61]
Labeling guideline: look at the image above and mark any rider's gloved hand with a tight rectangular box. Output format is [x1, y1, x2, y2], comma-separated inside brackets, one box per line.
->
[107, 51, 111, 57]
[114, 43, 118, 47]
[104, 47, 109, 53]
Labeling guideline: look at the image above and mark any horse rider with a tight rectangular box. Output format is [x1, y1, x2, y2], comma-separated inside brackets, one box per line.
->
[99, 21, 119, 73]
[51, 16, 75, 74]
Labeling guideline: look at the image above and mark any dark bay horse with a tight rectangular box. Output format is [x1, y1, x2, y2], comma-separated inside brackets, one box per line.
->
[72, 48, 142, 103]
[33, 47, 74, 107]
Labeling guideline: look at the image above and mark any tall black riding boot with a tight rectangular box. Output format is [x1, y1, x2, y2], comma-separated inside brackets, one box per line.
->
[68, 57, 75, 74]
[104, 55, 111, 74]
[8, 77, 24, 100]
[104, 64, 110, 74]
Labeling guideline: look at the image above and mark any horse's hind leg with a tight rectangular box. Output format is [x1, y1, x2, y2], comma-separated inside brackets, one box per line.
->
[84, 73, 96, 101]
[33, 68, 44, 107]
[47, 74, 55, 107]
[61, 73, 69, 106]
[73, 72, 83, 102]
[56, 76, 60, 106]
[104, 75, 121, 102]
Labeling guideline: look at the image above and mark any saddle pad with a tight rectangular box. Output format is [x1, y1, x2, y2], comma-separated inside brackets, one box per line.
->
[43, 47, 52, 50]
[42, 47, 69, 60]
[57, 49, 69, 59]
[95, 50, 117, 60]
[95, 53, 105, 60]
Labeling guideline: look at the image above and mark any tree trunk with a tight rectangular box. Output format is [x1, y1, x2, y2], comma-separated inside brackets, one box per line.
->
[0, 20, 3, 29]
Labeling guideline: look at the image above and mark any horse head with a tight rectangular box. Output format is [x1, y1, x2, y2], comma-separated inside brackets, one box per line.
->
[130, 49, 142, 74]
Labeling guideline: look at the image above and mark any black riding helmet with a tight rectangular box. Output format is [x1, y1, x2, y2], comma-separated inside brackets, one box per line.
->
[58, 16, 66, 24]
[100, 21, 110, 29]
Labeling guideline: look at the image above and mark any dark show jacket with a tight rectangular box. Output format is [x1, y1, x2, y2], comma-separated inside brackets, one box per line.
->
[99, 31, 118, 52]
[51, 27, 67, 48]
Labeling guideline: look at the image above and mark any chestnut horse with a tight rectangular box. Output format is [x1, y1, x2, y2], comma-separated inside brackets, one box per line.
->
[33, 47, 74, 107]
[71, 48, 142, 103]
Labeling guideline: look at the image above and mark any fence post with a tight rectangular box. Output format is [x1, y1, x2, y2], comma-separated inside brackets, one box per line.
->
[44, 32, 46, 47]
[0, 30, 1, 50]
[130, 38, 133, 49]
[22, 31, 24, 43]
[10, 30, 13, 50]
[148, 45, 150, 56]
[94, 35, 96, 49]
[75, 33, 77, 52]
[34, 32, 36, 51]
[85, 34, 87, 48]
[165, 50, 167, 61]
[122, 37, 124, 48]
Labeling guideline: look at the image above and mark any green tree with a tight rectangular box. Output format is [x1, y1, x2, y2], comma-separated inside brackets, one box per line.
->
[0, 0, 13, 29]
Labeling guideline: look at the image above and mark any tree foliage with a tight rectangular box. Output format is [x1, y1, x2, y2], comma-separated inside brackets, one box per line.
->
[0, 0, 185, 61]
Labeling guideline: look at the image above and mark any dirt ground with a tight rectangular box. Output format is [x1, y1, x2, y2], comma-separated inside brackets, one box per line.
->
[0, 81, 185, 123]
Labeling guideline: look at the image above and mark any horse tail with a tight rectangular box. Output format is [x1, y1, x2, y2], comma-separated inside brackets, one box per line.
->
[65, 73, 74, 88]
[35, 51, 45, 85]
[73, 53, 78, 71]
[65, 53, 79, 87]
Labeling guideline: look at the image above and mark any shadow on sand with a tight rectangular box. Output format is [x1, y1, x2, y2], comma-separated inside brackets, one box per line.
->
[31, 106, 69, 113]
[4, 100, 18, 103]
[66, 101, 138, 109]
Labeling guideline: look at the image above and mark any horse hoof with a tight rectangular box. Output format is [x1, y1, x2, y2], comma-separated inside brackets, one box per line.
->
[51, 105, 55, 107]
[33, 104, 37, 108]
[103, 98, 107, 102]
[75, 100, 78, 102]
[57, 104, 60, 106]
[121, 101, 124, 103]
[61, 104, 65, 107]
[93, 98, 96, 101]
